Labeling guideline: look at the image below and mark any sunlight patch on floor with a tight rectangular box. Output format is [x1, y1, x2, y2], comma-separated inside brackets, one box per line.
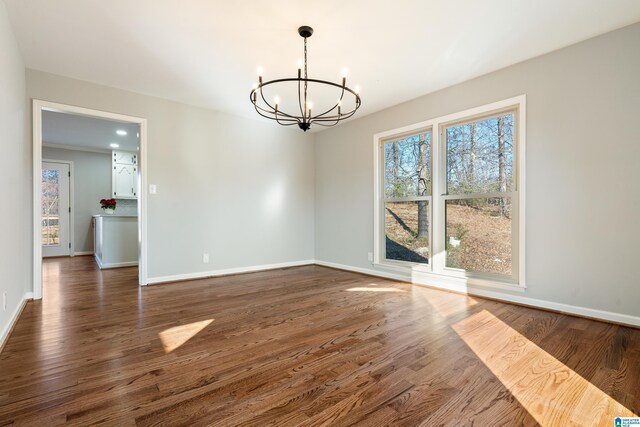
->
[346, 287, 406, 293]
[412, 286, 478, 318]
[453, 310, 636, 425]
[158, 319, 214, 353]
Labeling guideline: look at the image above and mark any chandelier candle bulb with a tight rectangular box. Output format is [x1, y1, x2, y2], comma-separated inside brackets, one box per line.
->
[249, 25, 361, 132]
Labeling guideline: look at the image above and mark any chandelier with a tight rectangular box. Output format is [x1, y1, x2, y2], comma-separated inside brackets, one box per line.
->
[250, 26, 362, 132]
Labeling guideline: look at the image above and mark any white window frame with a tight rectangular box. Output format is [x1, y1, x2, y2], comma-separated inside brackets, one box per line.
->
[373, 95, 526, 291]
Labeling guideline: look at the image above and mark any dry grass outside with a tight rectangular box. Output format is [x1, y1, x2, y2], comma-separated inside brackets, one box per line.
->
[446, 202, 512, 276]
[384, 202, 430, 263]
[384, 201, 512, 276]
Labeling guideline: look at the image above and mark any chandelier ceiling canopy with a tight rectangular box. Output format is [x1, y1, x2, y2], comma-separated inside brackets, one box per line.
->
[250, 26, 362, 132]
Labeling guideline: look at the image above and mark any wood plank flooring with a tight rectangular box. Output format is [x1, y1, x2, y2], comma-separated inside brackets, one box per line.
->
[0, 256, 638, 426]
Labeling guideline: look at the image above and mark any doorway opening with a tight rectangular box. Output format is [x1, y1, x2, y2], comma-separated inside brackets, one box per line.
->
[33, 100, 148, 299]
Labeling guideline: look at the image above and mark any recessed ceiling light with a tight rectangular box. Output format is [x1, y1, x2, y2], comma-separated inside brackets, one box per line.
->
[110, 143, 120, 148]
[116, 130, 127, 136]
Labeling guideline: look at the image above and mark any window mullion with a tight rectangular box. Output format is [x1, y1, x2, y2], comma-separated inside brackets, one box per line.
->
[432, 121, 445, 274]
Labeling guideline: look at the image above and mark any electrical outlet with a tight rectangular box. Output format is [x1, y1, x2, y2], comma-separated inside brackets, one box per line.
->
[203, 253, 209, 263]
[367, 252, 373, 262]
[149, 184, 157, 194]
[2, 292, 6, 311]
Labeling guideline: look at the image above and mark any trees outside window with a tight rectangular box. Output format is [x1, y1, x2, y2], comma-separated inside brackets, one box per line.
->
[444, 112, 515, 276]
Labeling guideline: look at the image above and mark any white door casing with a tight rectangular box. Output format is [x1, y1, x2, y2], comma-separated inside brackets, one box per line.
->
[33, 99, 149, 299]
[42, 161, 71, 257]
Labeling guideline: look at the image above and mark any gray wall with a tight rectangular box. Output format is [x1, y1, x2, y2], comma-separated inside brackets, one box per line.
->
[315, 23, 640, 317]
[28, 70, 315, 280]
[42, 147, 112, 253]
[0, 2, 29, 342]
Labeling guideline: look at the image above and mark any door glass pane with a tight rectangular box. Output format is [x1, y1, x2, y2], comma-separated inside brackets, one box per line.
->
[384, 131, 431, 198]
[445, 197, 512, 275]
[42, 169, 60, 246]
[385, 201, 429, 264]
[446, 113, 514, 194]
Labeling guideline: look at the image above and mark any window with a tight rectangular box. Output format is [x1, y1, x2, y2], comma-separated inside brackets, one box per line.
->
[382, 130, 432, 264]
[375, 96, 524, 288]
[443, 112, 515, 277]
[42, 168, 60, 245]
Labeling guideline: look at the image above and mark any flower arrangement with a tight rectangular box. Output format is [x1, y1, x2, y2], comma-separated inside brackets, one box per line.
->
[100, 198, 117, 211]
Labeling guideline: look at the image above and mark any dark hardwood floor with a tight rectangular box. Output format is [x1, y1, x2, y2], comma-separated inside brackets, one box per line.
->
[0, 256, 638, 426]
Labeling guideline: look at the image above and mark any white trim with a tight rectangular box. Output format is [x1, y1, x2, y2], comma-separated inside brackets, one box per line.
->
[147, 260, 315, 285]
[33, 99, 149, 300]
[314, 260, 640, 327]
[372, 135, 382, 265]
[138, 119, 148, 286]
[74, 251, 93, 256]
[517, 97, 527, 289]
[43, 142, 110, 154]
[94, 255, 138, 269]
[42, 158, 74, 257]
[372, 95, 527, 289]
[0, 292, 33, 352]
[33, 103, 42, 297]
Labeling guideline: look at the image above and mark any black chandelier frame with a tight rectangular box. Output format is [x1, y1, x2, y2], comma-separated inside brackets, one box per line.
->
[250, 26, 362, 132]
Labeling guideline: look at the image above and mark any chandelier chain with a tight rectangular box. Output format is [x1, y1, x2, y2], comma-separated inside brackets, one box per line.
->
[304, 36, 308, 115]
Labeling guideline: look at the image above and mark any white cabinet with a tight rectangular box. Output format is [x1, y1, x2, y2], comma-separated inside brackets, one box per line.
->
[112, 150, 138, 199]
[113, 151, 137, 165]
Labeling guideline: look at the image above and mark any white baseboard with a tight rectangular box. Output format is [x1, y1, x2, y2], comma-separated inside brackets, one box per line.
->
[314, 260, 411, 282]
[74, 251, 93, 256]
[95, 255, 137, 270]
[314, 260, 640, 328]
[147, 259, 315, 285]
[0, 292, 33, 353]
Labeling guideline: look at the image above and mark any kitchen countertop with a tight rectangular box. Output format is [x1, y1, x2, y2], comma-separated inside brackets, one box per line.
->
[93, 214, 138, 218]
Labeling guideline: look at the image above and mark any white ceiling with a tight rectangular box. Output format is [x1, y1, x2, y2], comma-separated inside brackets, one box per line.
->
[43, 110, 139, 152]
[6, 1, 640, 131]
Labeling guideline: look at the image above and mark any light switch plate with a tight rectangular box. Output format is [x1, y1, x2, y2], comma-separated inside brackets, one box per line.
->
[149, 184, 157, 194]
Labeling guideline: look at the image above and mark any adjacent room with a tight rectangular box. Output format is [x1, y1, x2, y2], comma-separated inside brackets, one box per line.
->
[0, 1, 639, 425]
